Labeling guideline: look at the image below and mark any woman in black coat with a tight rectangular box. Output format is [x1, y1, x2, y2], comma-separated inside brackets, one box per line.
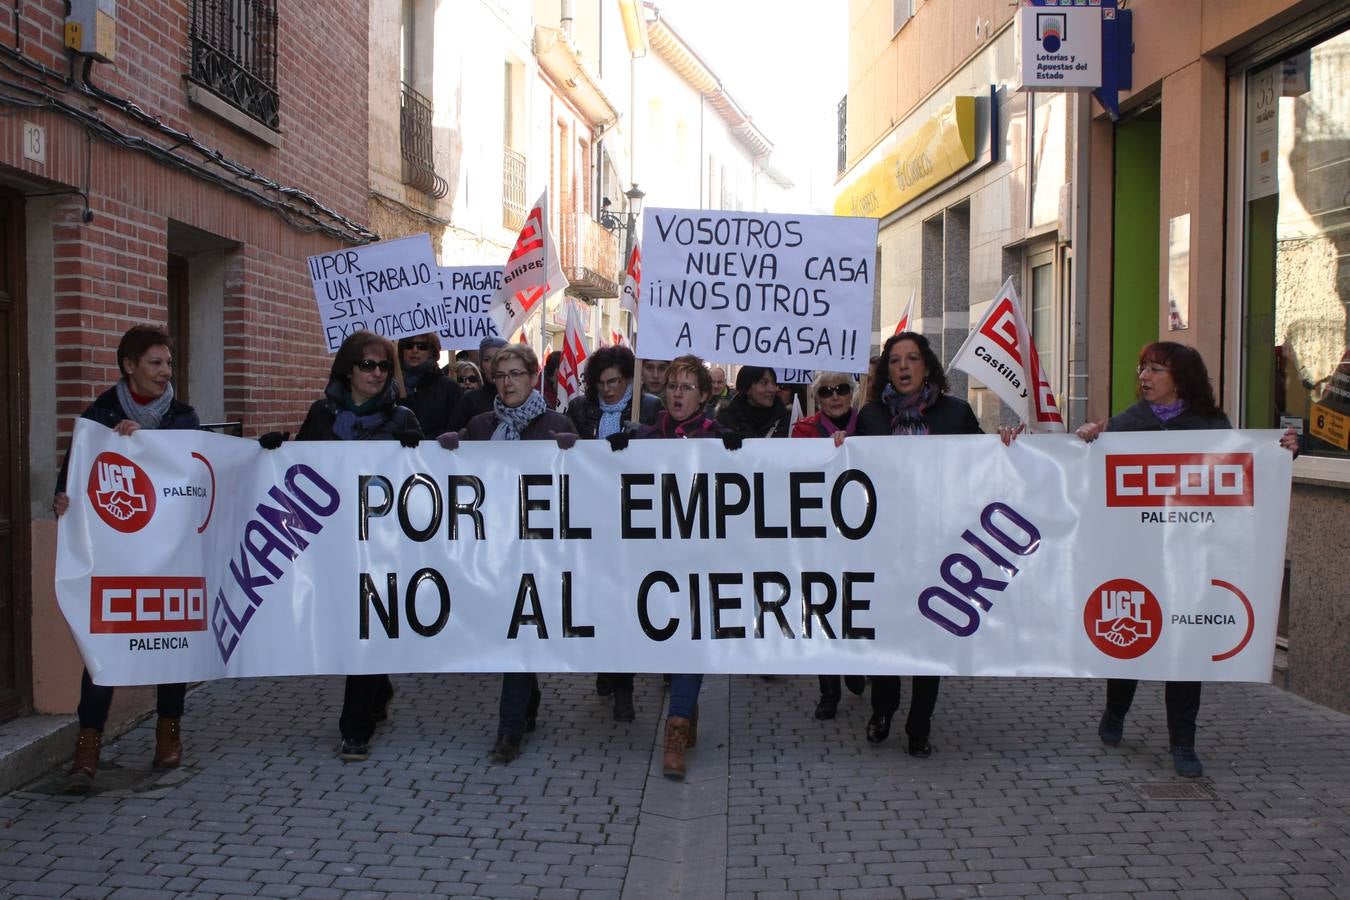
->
[456, 344, 577, 764]
[54, 325, 200, 787]
[397, 331, 462, 437]
[1075, 341, 1299, 778]
[291, 330, 422, 762]
[856, 331, 981, 758]
[717, 366, 791, 438]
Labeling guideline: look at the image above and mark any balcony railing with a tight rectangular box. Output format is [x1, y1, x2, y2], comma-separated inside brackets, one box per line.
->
[189, 0, 280, 129]
[503, 146, 527, 231]
[561, 212, 620, 299]
[400, 83, 448, 199]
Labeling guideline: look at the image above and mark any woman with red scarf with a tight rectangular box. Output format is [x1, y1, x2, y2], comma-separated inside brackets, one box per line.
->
[855, 331, 981, 757]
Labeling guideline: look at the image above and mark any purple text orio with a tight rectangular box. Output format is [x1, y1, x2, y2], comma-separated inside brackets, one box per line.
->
[918, 502, 1041, 637]
[212, 464, 341, 662]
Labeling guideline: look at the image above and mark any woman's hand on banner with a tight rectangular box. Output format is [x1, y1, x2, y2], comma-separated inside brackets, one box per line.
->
[258, 431, 289, 450]
[605, 432, 630, 452]
[1279, 427, 1300, 456]
[999, 423, 1025, 447]
[721, 433, 744, 452]
[551, 431, 577, 450]
[396, 430, 421, 449]
[1075, 421, 1105, 443]
[437, 432, 460, 451]
[52, 492, 69, 517]
[833, 431, 847, 448]
[114, 420, 139, 437]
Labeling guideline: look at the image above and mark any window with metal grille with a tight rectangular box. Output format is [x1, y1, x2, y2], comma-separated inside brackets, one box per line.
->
[837, 95, 847, 175]
[400, 82, 448, 198]
[189, 0, 280, 129]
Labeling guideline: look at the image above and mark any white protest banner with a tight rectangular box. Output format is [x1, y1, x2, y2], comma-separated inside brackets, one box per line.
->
[438, 266, 503, 350]
[58, 420, 1290, 686]
[490, 190, 567, 338]
[308, 234, 441, 353]
[557, 301, 589, 405]
[894, 288, 916, 335]
[951, 278, 1065, 432]
[636, 208, 878, 370]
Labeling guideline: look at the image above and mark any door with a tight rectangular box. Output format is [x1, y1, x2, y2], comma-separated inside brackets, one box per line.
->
[0, 191, 30, 721]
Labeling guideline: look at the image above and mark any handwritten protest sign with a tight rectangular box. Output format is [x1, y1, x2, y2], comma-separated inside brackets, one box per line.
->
[775, 369, 815, 385]
[636, 209, 877, 370]
[438, 266, 504, 350]
[308, 234, 441, 352]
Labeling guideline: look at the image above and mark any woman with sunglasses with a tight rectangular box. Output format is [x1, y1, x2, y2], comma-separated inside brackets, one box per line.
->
[855, 331, 982, 759]
[397, 332, 462, 438]
[1071, 341, 1299, 778]
[293, 329, 422, 761]
[791, 372, 867, 720]
[564, 344, 660, 721]
[455, 344, 577, 765]
[455, 360, 484, 391]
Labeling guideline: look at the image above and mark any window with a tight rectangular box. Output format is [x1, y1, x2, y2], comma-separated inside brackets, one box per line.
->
[503, 59, 527, 230]
[1028, 248, 1058, 393]
[892, 0, 913, 36]
[189, 0, 279, 129]
[1241, 27, 1350, 459]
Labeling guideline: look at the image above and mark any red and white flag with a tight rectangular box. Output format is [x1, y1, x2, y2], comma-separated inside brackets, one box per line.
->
[893, 288, 916, 335]
[611, 328, 630, 348]
[490, 189, 567, 338]
[557, 301, 590, 405]
[619, 240, 641, 325]
[950, 278, 1065, 432]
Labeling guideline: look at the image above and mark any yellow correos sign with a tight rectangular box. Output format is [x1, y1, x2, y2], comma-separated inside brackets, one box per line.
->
[835, 95, 978, 219]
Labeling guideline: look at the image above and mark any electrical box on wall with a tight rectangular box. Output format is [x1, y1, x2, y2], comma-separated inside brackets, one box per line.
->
[65, 0, 117, 63]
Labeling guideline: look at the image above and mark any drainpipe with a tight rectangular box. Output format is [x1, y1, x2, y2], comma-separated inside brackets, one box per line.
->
[560, 0, 574, 41]
[1068, 91, 1091, 428]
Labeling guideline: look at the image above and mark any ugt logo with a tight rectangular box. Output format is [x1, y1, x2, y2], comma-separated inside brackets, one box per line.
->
[1084, 578, 1163, 660]
[86, 452, 156, 533]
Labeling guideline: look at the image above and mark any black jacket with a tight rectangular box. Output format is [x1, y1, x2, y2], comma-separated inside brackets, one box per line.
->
[400, 365, 463, 438]
[461, 408, 577, 442]
[1107, 400, 1231, 433]
[447, 384, 498, 432]
[56, 386, 200, 493]
[716, 393, 791, 438]
[856, 394, 983, 436]
[297, 381, 422, 442]
[565, 392, 661, 438]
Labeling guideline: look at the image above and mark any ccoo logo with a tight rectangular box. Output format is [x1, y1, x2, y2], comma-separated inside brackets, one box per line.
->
[86, 452, 156, 533]
[1105, 453, 1254, 508]
[1084, 578, 1163, 660]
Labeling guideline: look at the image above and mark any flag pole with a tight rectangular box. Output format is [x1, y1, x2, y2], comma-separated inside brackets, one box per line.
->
[541, 190, 552, 382]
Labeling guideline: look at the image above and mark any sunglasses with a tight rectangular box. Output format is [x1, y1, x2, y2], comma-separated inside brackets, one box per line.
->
[401, 341, 433, 352]
[354, 359, 392, 373]
[818, 383, 853, 398]
[458, 375, 481, 384]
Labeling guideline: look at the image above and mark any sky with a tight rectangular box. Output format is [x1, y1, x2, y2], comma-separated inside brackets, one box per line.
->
[649, 1, 849, 212]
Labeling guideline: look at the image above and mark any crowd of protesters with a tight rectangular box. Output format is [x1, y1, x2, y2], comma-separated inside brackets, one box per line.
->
[54, 325, 1299, 789]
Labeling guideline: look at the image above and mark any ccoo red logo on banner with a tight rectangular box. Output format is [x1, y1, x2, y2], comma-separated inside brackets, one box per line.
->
[1104, 453, 1254, 507]
[89, 576, 208, 634]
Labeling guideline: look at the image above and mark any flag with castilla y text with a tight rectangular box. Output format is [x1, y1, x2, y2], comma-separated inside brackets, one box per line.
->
[950, 278, 1065, 433]
[489, 189, 567, 339]
[558, 300, 590, 405]
[619, 240, 641, 324]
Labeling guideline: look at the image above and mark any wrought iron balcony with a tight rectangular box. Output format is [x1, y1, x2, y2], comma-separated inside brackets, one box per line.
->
[400, 83, 448, 199]
[561, 212, 620, 299]
[503, 146, 527, 231]
[189, 0, 280, 129]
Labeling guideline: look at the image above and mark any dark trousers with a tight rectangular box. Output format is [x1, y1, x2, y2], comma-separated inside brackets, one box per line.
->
[339, 674, 393, 742]
[78, 669, 185, 732]
[607, 673, 635, 694]
[870, 675, 941, 740]
[818, 675, 865, 700]
[499, 673, 541, 738]
[1106, 679, 1202, 747]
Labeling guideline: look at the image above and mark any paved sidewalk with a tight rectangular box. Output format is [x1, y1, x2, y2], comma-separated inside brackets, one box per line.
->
[0, 672, 1347, 898]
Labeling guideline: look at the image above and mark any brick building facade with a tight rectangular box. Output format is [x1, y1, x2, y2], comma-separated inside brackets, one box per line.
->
[0, 0, 373, 721]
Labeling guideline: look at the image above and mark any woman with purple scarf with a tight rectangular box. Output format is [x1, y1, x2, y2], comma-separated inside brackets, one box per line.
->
[855, 332, 981, 758]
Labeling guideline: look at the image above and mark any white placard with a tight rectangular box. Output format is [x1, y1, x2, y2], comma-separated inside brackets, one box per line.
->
[308, 234, 441, 353]
[1245, 62, 1280, 201]
[636, 208, 877, 371]
[437, 266, 504, 350]
[57, 420, 1291, 686]
[1018, 6, 1102, 91]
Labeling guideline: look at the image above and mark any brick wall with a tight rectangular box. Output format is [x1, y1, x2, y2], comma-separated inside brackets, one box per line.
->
[0, 0, 373, 448]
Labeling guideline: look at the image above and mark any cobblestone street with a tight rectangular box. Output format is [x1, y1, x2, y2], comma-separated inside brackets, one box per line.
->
[1, 673, 1348, 898]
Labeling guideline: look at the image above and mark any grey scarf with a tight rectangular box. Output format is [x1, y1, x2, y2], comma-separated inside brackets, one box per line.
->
[116, 380, 174, 430]
[491, 390, 548, 441]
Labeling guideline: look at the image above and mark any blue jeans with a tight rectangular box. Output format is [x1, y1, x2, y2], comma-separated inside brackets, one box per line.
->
[79, 669, 185, 731]
[668, 674, 702, 719]
[498, 673, 541, 737]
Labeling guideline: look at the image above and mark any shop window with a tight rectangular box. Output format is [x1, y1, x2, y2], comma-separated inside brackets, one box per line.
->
[1242, 27, 1350, 459]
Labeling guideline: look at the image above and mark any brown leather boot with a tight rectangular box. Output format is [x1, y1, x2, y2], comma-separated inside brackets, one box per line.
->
[69, 728, 101, 782]
[663, 716, 691, 780]
[153, 717, 182, 769]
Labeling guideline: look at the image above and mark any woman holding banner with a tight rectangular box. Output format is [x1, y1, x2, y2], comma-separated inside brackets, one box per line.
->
[718, 366, 791, 439]
[454, 344, 577, 765]
[615, 354, 737, 778]
[54, 324, 200, 787]
[288, 329, 422, 762]
[1073, 341, 1299, 778]
[791, 371, 867, 720]
[856, 331, 981, 758]
[565, 344, 660, 722]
